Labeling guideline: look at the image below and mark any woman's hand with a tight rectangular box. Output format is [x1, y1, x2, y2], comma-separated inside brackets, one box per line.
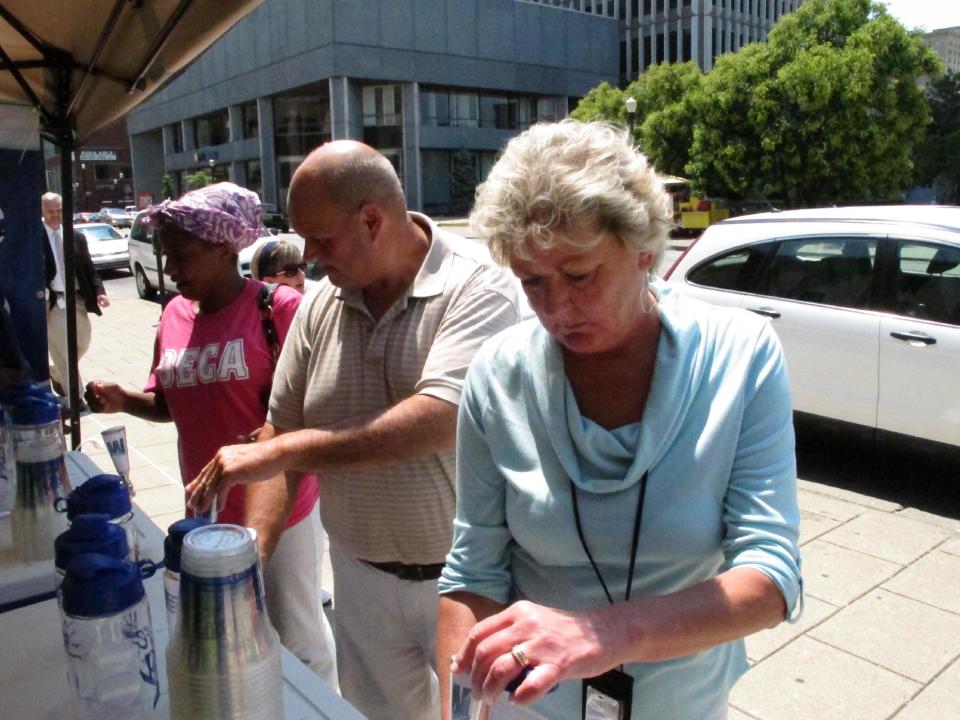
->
[185, 439, 285, 513]
[85, 380, 126, 413]
[450, 600, 624, 707]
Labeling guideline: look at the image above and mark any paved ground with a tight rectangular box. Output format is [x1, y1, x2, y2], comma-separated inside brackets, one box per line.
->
[71, 269, 960, 719]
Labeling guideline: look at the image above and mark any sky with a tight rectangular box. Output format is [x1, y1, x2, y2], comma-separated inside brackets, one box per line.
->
[878, 0, 960, 31]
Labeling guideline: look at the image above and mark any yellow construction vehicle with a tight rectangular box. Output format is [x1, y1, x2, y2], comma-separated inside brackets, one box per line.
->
[677, 195, 730, 231]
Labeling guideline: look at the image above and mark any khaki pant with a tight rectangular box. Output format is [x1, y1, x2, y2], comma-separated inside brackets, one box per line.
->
[47, 302, 91, 399]
[264, 504, 339, 690]
[330, 543, 440, 720]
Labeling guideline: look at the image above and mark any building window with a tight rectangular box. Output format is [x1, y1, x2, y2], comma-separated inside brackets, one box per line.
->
[422, 149, 498, 217]
[363, 85, 403, 127]
[194, 109, 230, 147]
[241, 103, 259, 140]
[273, 93, 331, 212]
[171, 123, 184, 153]
[245, 160, 262, 197]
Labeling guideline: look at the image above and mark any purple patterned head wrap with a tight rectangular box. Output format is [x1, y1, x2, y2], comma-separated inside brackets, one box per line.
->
[144, 182, 261, 251]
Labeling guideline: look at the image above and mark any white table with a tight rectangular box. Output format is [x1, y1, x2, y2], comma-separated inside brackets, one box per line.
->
[0, 451, 366, 719]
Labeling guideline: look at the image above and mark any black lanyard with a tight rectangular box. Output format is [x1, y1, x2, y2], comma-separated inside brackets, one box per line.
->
[571, 472, 648, 606]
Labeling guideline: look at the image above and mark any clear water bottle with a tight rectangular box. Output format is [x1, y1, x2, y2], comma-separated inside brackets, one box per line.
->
[11, 394, 70, 561]
[55, 473, 139, 561]
[167, 524, 282, 719]
[161, 517, 209, 632]
[0, 403, 16, 517]
[59, 553, 161, 720]
[54, 513, 129, 584]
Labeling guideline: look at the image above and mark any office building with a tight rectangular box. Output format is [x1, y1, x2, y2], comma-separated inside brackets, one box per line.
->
[924, 26, 960, 74]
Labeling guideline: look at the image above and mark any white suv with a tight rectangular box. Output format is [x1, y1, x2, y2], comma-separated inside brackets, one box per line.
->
[664, 205, 960, 453]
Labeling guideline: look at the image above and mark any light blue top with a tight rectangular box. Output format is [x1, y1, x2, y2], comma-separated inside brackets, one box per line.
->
[439, 284, 803, 719]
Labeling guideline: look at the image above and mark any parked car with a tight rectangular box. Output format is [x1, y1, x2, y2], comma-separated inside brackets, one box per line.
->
[75, 223, 129, 271]
[97, 206, 133, 228]
[664, 205, 960, 453]
[73, 211, 98, 223]
[124, 205, 138, 214]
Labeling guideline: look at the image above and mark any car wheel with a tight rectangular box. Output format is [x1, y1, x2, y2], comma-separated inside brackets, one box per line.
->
[135, 265, 156, 300]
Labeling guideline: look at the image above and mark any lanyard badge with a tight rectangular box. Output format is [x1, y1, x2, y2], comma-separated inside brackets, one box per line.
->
[582, 668, 634, 720]
[571, 471, 649, 720]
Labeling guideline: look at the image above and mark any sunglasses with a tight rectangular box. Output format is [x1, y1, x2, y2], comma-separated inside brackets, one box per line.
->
[273, 263, 307, 278]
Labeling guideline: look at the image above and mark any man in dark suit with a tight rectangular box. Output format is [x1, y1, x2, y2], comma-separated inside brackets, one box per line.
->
[41, 192, 109, 407]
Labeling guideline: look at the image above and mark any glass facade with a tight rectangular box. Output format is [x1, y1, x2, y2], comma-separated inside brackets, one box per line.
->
[420, 88, 559, 130]
[422, 149, 498, 217]
[273, 93, 331, 211]
[194, 110, 230, 147]
[245, 160, 262, 198]
[241, 102, 259, 140]
[362, 84, 403, 179]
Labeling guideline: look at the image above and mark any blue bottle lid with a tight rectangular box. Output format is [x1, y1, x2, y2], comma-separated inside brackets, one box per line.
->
[10, 395, 61, 425]
[55, 474, 132, 520]
[0, 379, 35, 407]
[54, 513, 129, 571]
[61, 553, 145, 617]
[163, 517, 211, 573]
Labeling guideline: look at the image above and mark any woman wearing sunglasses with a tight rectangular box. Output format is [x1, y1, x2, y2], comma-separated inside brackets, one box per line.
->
[251, 239, 317, 294]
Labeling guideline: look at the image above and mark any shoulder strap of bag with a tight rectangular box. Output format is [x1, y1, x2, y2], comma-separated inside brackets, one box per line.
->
[257, 282, 280, 369]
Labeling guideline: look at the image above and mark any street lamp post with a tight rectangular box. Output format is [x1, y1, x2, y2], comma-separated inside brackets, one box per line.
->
[208, 158, 215, 181]
[625, 96, 638, 146]
[80, 162, 86, 211]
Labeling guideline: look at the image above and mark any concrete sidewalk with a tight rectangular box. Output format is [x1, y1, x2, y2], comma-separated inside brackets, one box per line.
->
[76, 287, 960, 719]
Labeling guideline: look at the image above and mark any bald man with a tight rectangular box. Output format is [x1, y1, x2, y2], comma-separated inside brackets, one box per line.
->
[186, 141, 521, 719]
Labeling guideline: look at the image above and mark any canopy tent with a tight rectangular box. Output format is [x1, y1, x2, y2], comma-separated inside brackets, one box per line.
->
[0, 0, 263, 447]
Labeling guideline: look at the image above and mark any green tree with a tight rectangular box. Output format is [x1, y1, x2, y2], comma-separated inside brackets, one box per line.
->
[570, 81, 628, 125]
[185, 171, 214, 191]
[628, 62, 704, 178]
[688, 0, 941, 205]
[160, 174, 177, 200]
[914, 72, 960, 203]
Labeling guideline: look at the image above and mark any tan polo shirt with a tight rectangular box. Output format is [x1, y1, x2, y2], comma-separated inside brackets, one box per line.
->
[268, 213, 521, 563]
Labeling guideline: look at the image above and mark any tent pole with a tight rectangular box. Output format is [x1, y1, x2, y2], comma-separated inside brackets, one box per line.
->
[53, 57, 81, 449]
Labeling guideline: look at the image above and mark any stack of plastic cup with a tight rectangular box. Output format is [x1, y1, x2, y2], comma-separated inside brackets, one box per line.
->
[166, 524, 283, 719]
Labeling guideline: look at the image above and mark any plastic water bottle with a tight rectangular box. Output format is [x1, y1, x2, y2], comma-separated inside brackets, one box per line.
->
[54, 513, 129, 584]
[11, 394, 70, 561]
[59, 553, 161, 720]
[55, 473, 139, 561]
[161, 517, 210, 632]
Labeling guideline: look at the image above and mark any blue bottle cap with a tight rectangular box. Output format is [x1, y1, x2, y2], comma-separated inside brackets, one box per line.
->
[56, 474, 131, 520]
[10, 395, 61, 425]
[0, 379, 35, 407]
[61, 553, 145, 617]
[163, 517, 211, 573]
[55, 513, 129, 571]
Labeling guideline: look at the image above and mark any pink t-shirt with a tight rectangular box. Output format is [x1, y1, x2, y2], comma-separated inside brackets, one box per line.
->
[145, 279, 319, 527]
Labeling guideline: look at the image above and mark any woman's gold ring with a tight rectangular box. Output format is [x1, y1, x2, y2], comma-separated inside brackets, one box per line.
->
[510, 645, 530, 668]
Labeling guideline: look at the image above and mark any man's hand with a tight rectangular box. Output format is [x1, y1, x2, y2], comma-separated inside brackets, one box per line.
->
[85, 380, 127, 413]
[186, 439, 285, 514]
[96, 294, 110, 308]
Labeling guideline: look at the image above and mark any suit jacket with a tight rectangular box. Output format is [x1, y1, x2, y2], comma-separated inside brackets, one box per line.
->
[43, 227, 105, 316]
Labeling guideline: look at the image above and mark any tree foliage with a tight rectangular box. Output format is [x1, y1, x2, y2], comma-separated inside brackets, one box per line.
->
[161, 174, 177, 200]
[570, 65, 703, 179]
[185, 171, 214, 191]
[687, 0, 941, 204]
[914, 73, 960, 203]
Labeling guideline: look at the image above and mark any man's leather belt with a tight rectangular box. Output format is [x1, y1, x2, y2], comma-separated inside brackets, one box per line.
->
[361, 559, 445, 582]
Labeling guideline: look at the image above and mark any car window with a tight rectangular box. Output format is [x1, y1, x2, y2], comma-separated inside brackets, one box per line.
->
[685, 245, 768, 292]
[895, 241, 960, 326]
[757, 237, 876, 310]
[129, 216, 150, 242]
[82, 226, 123, 241]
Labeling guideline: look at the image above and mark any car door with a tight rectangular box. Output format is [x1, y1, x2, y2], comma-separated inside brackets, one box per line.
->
[877, 239, 960, 448]
[685, 235, 882, 427]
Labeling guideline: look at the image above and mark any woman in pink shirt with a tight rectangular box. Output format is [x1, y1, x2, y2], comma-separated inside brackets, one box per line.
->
[85, 183, 337, 688]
